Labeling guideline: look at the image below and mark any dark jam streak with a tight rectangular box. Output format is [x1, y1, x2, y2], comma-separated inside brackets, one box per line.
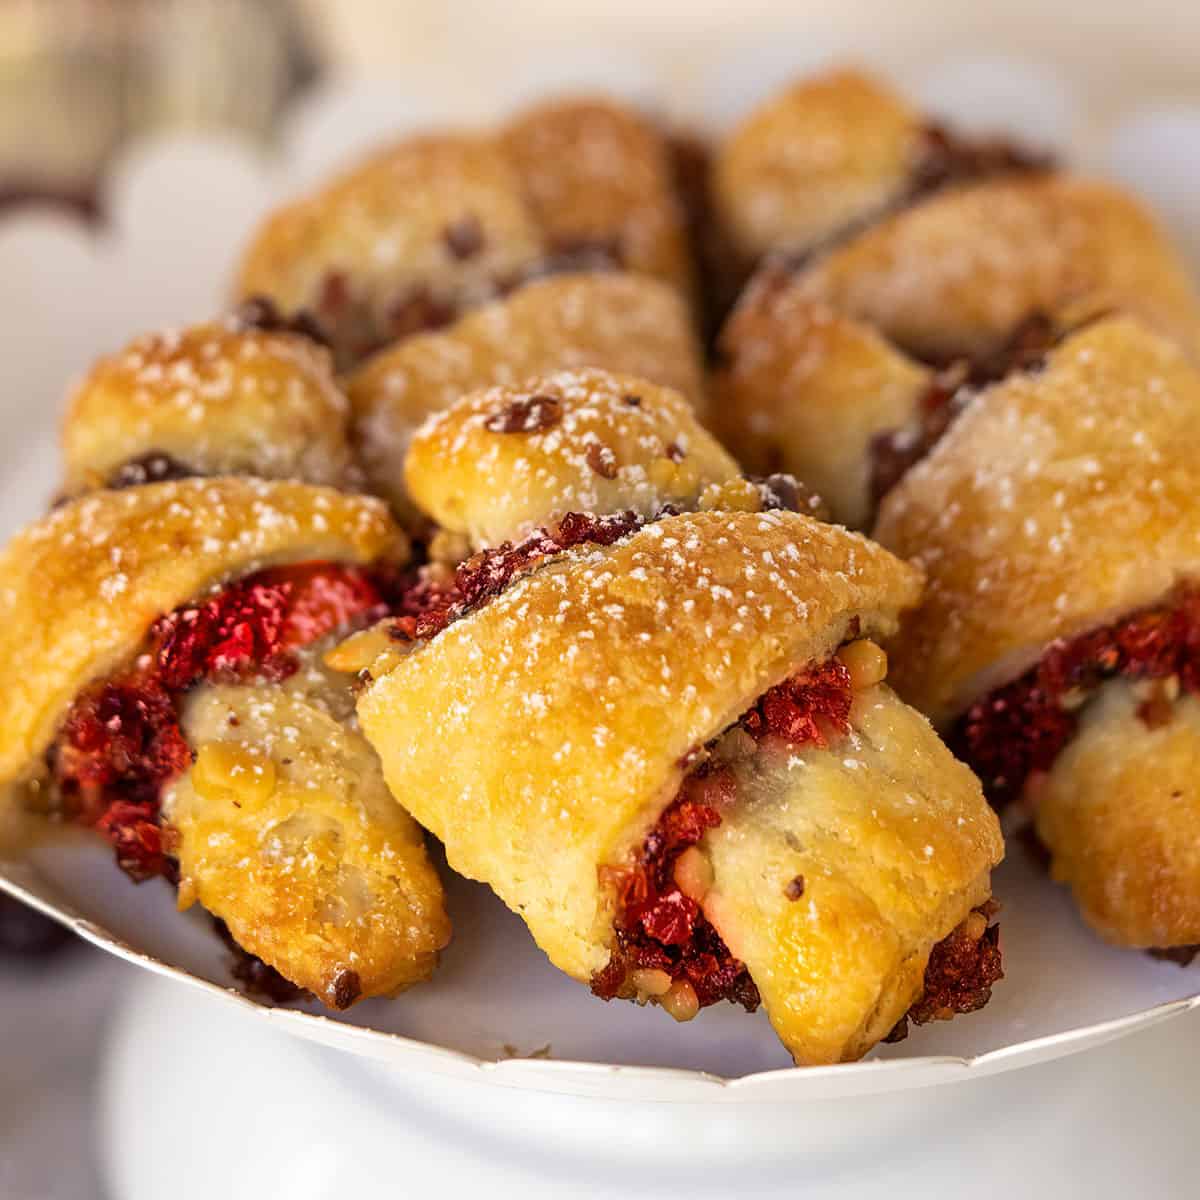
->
[885, 901, 1003, 1042]
[392, 510, 647, 645]
[869, 312, 1061, 506]
[591, 660, 855, 1013]
[951, 586, 1200, 809]
[395, 490, 815, 648]
[51, 563, 390, 881]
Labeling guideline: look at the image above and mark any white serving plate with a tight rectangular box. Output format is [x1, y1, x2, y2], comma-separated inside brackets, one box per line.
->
[2, 52, 1200, 1103]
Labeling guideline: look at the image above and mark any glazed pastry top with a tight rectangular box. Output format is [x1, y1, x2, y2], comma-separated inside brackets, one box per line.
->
[792, 174, 1200, 362]
[61, 320, 355, 493]
[502, 96, 693, 296]
[875, 316, 1200, 724]
[404, 367, 738, 548]
[347, 271, 705, 516]
[713, 70, 924, 264]
[236, 96, 691, 366]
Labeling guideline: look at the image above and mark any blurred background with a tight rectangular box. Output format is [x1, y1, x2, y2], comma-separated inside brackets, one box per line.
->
[4, 0, 1200, 222]
[2, 2, 1200, 1197]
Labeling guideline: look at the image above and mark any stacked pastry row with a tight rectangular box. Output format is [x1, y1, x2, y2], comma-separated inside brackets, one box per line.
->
[712, 70, 1200, 957]
[2, 70, 1196, 1069]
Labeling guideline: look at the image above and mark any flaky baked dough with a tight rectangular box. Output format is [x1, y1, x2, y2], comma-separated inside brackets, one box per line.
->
[358, 510, 1002, 1062]
[502, 97, 694, 298]
[404, 368, 738, 548]
[875, 316, 1200, 725]
[706, 684, 999, 1063]
[713, 286, 930, 527]
[347, 272, 705, 516]
[0, 478, 403, 789]
[794, 175, 1200, 362]
[1035, 684, 1200, 949]
[235, 135, 546, 362]
[61, 322, 355, 493]
[169, 679, 450, 1006]
[236, 98, 693, 367]
[712, 69, 923, 266]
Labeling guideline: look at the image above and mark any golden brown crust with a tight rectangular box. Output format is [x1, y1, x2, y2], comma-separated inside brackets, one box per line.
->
[875, 316, 1200, 724]
[712, 70, 923, 265]
[347, 272, 705, 518]
[713, 287, 930, 527]
[358, 510, 922, 985]
[404, 368, 738, 548]
[705, 684, 1000, 1063]
[169, 679, 450, 1006]
[1035, 683, 1200, 949]
[502, 97, 694, 297]
[0, 479, 404, 788]
[795, 175, 1200, 362]
[61, 322, 355, 493]
[235, 135, 547, 363]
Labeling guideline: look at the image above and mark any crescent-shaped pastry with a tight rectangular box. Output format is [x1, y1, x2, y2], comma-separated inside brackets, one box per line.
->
[0, 479, 449, 1006]
[789, 174, 1200, 363]
[403, 368, 738, 550]
[236, 97, 693, 368]
[60, 314, 356, 496]
[347, 272, 705, 518]
[875, 316, 1200, 950]
[501, 97, 694, 299]
[715, 176, 1200, 526]
[712, 68, 1048, 271]
[235, 135, 546, 366]
[357, 510, 1003, 1065]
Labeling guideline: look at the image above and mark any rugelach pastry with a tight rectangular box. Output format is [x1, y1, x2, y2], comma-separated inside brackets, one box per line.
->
[60, 302, 357, 496]
[347, 272, 705, 520]
[875, 316, 1200, 953]
[356, 507, 1004, 1065]
[403, 367, 744, 552]
[0, 479, 449, 1007]
[711, 68, 1049, 279]
[715, 175, 1200, 526]
[236, 96, 691, 366]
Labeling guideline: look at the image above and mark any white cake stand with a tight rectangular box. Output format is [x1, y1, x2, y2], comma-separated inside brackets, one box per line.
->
[100, 970, 1199, 1199]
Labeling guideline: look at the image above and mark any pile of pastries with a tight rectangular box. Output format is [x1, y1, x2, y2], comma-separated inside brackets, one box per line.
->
[3, 69, 1199, 1067]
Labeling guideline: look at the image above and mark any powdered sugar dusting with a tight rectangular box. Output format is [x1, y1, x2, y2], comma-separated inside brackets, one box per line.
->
[406, 365, 735, 546]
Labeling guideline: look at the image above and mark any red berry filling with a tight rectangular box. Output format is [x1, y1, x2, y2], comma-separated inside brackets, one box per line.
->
[51, 562, 390, 881]
[951, 586, 1200, 809]
[591, 659, 856, 1013]
[885, 901, 1003, 1042]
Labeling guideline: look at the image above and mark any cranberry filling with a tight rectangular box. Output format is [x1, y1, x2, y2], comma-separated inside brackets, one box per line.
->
[951, 586, 1200, 809]
[395, 492, 815, 648]
[885, 900, 1003, 1042]
[51, 562, 391, 881]
[591, 659, 855, 1012]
